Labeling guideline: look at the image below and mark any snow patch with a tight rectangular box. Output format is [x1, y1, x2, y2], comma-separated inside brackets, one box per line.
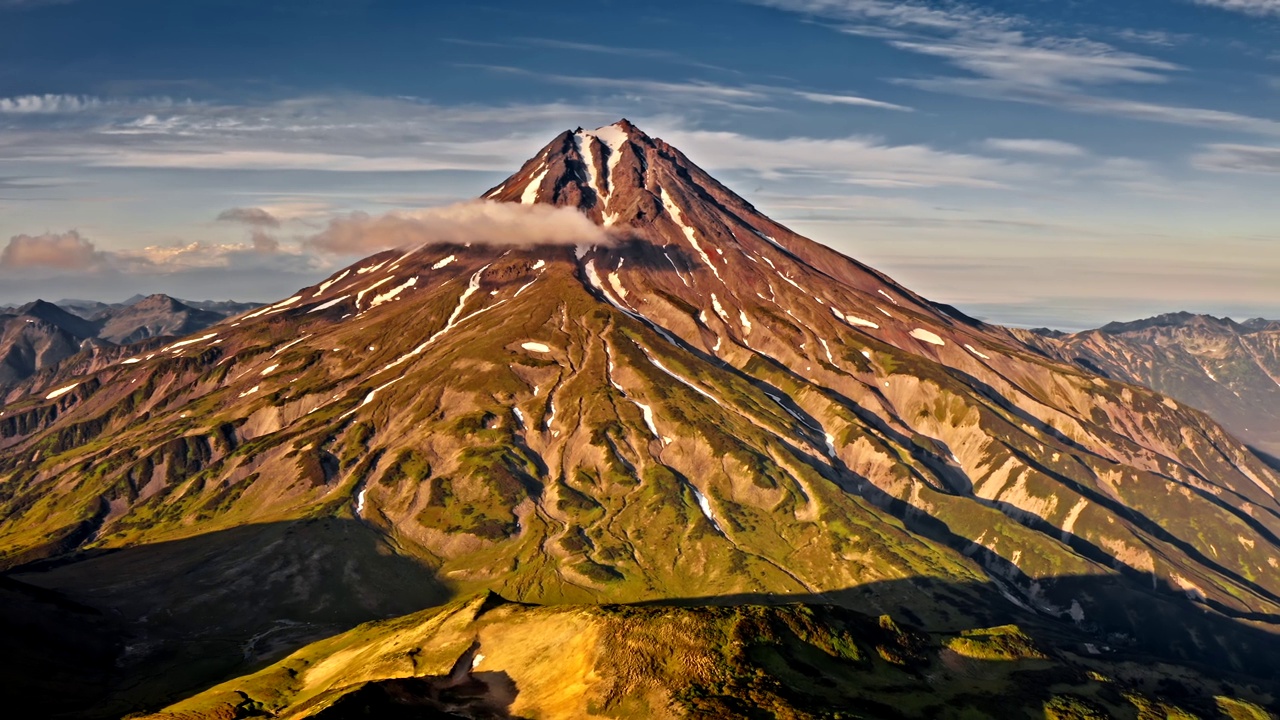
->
[260, 364, 279, 376]
[689, 485, 725, 534]
[271, 334, 311, 358]
[313, 269, 350, 297]
[380, 265, 491, 373]
[574, 131, 604, 201]
[711, 293, 731, 323]
[370, 276, 417, 307]
[644, 349, 722, 406]
[163, 332, 218, 352]
[521, 341, 551, 353]
[634, 400, 662, 441]
[909, 328, 946, 346]
[832, 307, 879, 329]
[431, 255, 456, 270]
[238, 385, 260, 398]
[663, 250, 691, 287]
[513, 274, 541, 297]
[964, 344, 991, 360]
[121, 358, 141, 365]
[45, 383, 79, 400]
[355, 277, 394, 307]
[607, 270, 628, 299]
[521, 166, 548, 204]
[752, 229, 788, 253]
[307, 295, 349, 313]
[661, 187, 722, 282]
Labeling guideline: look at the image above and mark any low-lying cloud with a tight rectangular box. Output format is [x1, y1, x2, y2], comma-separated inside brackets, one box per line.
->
[0, 230, 101, 269]
[306, 200, 610, 255]
[216, 206, 281, 227]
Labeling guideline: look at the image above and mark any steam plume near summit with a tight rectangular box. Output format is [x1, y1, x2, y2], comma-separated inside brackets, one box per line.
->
[305, 200, 612, 255]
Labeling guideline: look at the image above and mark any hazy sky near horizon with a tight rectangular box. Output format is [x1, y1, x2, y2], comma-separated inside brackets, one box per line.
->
[1, 0, 1278, 329]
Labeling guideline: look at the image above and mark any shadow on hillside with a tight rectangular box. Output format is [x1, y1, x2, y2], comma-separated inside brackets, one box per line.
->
[633, 573, 1280, 697]
[2, 517, 451, 720]
[306, 640, 527, 720]
[1248, 444, 1280, 474]
[6, 518, 1280, 717]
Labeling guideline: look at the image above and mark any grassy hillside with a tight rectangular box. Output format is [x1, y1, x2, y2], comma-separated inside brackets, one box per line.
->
[137, 593, 1275, 720]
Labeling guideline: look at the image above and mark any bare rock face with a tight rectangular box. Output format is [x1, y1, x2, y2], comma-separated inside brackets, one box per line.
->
[95, 294, 225, 345]
[3, 122, 1280, 713]
[1020, 312, 1280, 457]
[0, 294, 258, 396]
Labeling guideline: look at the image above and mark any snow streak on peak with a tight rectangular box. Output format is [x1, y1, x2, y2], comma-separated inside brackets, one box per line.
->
[575, 122, 633, 226]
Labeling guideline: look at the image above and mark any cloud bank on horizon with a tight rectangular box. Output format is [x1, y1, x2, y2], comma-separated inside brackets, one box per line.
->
[0, 0, 1277, 328]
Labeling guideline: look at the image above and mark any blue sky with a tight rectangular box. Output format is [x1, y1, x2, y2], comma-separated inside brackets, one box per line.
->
[1, 0, 1278, 328]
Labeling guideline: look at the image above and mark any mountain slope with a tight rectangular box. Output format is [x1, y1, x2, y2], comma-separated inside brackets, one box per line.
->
[95, 294, 226, 345]
[2, 121, 1280, 715]
[0, 294, 260, 397]
[139, 592, 1273, 720]
[1017, 313, 1280, 458]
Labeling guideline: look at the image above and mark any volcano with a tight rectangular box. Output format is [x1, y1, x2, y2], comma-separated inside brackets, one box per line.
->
[3, 122, 1279, 717]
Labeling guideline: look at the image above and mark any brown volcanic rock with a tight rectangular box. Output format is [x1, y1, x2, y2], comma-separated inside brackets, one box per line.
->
[3, 122, 1280, 707]
[1019, 312, 1280, 457]
[96, 294, 225, 345]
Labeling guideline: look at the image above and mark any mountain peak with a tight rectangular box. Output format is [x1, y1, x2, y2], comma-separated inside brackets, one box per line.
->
[1098, 311, 1238, 335]
[480, 119, 657, 227]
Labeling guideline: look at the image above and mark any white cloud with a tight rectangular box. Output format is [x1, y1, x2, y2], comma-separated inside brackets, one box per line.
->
[472, 65, 911, 113]
[216, 207, 281, 227]
[0, 95, 611, 174]
[0, 94, 101, 114]
[793, 91, 913, 111]
[305, 200, 611, 255]
[0, 230, 100, 269]
[660, 128, 1031, 188]
[749, 0, 1280, 136]
[1192, 143, 1280, 173]
[983, 138, 1087, 156]
[1190, 0, 1280, 17]
[88, 149, 451, 172]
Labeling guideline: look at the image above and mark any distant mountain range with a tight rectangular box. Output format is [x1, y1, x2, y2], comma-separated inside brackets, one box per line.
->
[0, 295, 261, 395]
[2, 122, 1278, 718]
[1018, 312, 1280, 460]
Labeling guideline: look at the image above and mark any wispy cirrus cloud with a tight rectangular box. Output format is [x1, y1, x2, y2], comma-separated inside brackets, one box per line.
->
[467, 65, 913, 113]
[983, 138, 1087, 157]
[0, 94, 613, 173]
[1190, 0, 1280, 17]
[0, 94, 187, 114]
[794, 91, 913, 111]
[658, 127, 1031, 188]
[747, 0, 1280, 136]
[1192, 143, 1280, 173]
